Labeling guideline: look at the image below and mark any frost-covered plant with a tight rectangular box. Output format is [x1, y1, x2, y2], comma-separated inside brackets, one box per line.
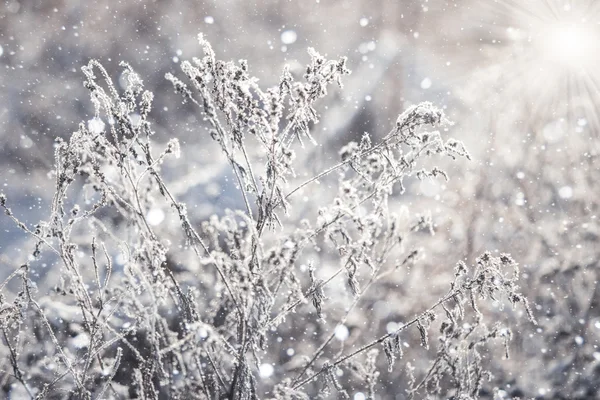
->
[0, 34, 535, 399]
[443, 99, 600, 398]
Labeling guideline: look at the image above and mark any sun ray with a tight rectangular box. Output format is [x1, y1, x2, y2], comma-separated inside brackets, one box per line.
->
[439, 0, 600, 136]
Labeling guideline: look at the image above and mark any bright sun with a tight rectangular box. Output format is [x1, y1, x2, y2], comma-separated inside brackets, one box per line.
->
[536, 22, 596, 68]
[465, 0, 600, 131]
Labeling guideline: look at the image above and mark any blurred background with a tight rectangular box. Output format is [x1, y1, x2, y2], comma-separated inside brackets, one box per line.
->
[1, 0, 599, 398]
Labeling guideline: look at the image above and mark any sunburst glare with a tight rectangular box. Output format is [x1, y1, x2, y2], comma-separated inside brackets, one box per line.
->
[537, 22, 596, 67]
[447, 0, 600, 134]
[526, 1, 599, 71]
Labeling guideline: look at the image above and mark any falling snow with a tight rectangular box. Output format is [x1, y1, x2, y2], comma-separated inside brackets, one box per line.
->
[1, 1, 599, 400]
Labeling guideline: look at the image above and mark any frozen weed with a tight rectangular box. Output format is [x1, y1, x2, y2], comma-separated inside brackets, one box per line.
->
[0, 35, 535, 399]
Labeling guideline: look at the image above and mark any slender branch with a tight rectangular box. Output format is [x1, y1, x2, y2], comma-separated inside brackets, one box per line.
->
[267, 268, 344, 328]
[291, 241, 401, 384]
[292, 290, 458, 389]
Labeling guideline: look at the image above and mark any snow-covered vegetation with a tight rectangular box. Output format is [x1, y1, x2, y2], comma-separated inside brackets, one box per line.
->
[1, 1, 600, 399]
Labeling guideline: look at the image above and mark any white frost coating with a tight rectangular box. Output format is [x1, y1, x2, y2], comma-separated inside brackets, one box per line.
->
[280, 30, 297, 45]
[88, 117, 105, 134]
[259, 363, 274, 378]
